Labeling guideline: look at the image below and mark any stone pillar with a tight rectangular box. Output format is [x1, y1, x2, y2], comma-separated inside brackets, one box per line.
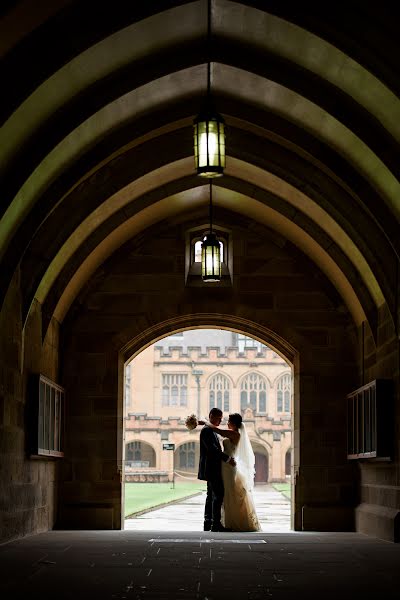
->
[59, 342, 121, 530]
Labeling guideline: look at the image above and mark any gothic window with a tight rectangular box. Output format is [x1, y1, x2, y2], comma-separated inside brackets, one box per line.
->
[161, 374, 188, 406]
[277, 373, 291, 413]
[179, 442, 196, 470]
[240, 373, 267, 413]
[209, 373, 230, 412]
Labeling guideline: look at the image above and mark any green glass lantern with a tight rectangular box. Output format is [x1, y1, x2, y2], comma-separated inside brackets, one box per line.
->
[194, 109, 225, 178]
[201, 180, 221, 282]
[201, 232, 221, 281]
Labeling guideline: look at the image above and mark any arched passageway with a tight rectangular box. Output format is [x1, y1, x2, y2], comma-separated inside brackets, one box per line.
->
[1, 1, 399, 547]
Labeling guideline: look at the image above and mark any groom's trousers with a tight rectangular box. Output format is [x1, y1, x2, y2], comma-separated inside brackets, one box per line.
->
[204, 477, 224, 529]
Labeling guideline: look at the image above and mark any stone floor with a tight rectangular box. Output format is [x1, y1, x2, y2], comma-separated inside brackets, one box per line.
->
[1, 529, 400, 599]
[1, 486, 399, 599]
[125, 484, 291, 532]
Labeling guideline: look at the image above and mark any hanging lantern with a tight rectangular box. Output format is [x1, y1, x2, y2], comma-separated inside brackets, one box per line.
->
[194, 109, 225, 178]
[193, 0, 226, 178]
[201, 232, 221, 281]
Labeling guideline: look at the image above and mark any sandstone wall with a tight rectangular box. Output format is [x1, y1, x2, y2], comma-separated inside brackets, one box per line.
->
[355, 304, 400, 541]
[0, 270, 60, 543]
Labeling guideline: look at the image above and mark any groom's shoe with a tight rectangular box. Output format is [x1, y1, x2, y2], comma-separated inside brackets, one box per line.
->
[203, 522, 211, 531]
[210, 524, 232, 532]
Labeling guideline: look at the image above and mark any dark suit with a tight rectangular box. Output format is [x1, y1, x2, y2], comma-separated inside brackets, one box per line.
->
[198, 425, 230, 530]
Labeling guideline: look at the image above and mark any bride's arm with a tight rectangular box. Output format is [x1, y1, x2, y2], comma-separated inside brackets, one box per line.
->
[198, 420, 240, 443]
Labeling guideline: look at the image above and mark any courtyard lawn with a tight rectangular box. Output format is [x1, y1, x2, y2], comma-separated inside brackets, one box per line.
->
[271, 482, 291, 499]
[124, 481, 207, 518]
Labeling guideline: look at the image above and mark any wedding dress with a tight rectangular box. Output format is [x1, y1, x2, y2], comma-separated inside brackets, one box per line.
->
[221, 427, 261, 532]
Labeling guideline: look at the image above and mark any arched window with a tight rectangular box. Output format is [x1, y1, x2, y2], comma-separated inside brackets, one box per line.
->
[209, 373, 230, 412]
[240, 373, 267, 413]
[277, 373, 291, 413]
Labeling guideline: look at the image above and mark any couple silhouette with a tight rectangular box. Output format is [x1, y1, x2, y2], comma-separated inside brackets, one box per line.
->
[198, 408, 261, 532]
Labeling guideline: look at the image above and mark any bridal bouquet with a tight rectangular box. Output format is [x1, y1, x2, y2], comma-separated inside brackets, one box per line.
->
[185, 414, 198, 430]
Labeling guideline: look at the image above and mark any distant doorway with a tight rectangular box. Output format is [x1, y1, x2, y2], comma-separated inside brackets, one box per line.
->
[254, 451, 269, 483]
[285, 448, 292, 477]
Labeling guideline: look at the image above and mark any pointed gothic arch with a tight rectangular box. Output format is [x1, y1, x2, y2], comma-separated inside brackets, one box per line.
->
[239, 372, 269, 414]
[207, 372, 232, 413]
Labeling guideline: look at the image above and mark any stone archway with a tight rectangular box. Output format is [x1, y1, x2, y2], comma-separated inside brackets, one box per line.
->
[124, 441, 159, 483]
[122, 324, 294, 530]
[114, 313, 300, 527]
[125, 440, 156, 466]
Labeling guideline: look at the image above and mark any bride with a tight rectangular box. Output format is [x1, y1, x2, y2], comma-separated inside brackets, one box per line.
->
[200, 413, 261, 532]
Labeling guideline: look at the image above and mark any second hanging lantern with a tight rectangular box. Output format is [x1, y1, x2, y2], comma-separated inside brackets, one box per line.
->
[201, 180, 221, 281]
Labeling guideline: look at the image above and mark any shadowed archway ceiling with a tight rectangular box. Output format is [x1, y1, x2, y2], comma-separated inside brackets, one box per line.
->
[1, 0, 399, 335]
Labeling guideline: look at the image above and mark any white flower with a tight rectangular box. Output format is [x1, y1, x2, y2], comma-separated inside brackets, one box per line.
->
[185, 414, 198, 430]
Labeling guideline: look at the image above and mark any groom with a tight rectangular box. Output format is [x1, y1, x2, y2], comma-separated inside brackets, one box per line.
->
[198, 407, 236, 532]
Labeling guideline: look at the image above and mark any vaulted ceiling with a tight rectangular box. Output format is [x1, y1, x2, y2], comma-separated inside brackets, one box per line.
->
[1, 0, 399, 336]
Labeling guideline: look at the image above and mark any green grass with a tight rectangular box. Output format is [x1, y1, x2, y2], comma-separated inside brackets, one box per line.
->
[271, 482, 291, 499]
[124, 481, 207, 518]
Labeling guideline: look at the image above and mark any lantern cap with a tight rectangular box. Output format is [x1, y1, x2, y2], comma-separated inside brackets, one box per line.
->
[202, 232, 220, 246]
[194, 106, 225, 125]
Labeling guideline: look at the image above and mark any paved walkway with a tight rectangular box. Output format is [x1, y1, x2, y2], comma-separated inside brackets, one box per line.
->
[125, 484, 290, 532]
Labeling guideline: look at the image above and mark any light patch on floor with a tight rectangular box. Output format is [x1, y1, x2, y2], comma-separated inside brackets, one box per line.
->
[148, 538, 267, 543]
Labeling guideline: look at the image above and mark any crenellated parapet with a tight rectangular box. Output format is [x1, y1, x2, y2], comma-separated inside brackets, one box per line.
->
[154, 345, 284, 362]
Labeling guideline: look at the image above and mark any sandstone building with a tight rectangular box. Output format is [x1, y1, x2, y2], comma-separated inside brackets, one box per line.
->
[124, 330, 292, 483]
